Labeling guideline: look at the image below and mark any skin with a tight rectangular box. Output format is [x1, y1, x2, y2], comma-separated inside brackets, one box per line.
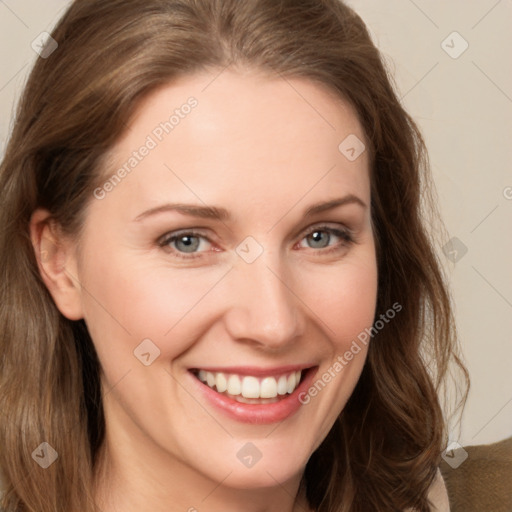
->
[31, 68, 378, 512]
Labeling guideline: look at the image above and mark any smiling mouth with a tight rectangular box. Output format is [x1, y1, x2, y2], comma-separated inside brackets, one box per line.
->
[190, 369, 308, 404]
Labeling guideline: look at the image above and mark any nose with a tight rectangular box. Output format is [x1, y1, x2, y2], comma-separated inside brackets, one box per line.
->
[223, 251, 306, 351]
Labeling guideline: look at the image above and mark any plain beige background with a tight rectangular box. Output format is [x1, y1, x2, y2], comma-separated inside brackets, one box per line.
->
[0, 1, 511, 452]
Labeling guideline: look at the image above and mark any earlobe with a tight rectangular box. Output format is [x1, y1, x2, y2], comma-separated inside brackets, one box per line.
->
[29, 209, 84, 321]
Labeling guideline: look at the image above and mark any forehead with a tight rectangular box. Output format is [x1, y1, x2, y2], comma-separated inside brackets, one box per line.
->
[97, 69, 370, 222]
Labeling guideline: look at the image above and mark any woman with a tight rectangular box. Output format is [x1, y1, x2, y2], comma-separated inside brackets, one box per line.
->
[0, 0, 468, 510]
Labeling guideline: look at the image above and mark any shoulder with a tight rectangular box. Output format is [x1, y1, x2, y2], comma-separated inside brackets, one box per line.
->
[404, 469, 450, 512]
[426, 468, 451, 511]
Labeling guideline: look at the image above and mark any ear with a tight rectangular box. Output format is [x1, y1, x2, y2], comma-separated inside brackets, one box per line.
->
[29, 209, 84, 320]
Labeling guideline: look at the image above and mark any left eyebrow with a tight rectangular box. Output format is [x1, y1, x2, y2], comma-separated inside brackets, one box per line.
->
[302, 194, 367, 217]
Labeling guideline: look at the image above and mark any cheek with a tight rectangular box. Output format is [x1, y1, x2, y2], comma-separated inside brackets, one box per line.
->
[292, 257, 377, 444]
[78, 247, 230, 363]
[334, 265, 378, 336]
[297, 256, 378, 348]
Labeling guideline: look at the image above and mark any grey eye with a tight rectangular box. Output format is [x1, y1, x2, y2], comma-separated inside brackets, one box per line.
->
[306, 230, 331, 249]
[173, 235, 201, 253]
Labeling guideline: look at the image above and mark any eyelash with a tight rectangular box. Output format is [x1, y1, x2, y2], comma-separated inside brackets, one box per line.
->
[158, 224, 356, 260]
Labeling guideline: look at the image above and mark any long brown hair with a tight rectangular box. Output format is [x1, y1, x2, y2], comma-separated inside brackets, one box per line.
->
[0, 0, 468, 510]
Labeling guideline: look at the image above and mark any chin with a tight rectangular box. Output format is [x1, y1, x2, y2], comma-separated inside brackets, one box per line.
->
[220, 462, 306, 490]
[202, 443, 311, 490]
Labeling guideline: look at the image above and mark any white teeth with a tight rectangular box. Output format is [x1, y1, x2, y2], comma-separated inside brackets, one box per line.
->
[227, 374, 241, 395]
[287, 372, 297, 394]
[241, 376, 260, 398]
[196, 369, 303, 399]
[215, 372, 227, 393]
[206, 372, 216, 388]
[277, 375, 288, 395]
[260, 377, 278, 398]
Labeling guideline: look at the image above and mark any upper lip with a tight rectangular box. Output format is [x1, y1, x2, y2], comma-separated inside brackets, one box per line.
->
[189, 365, 315, 377]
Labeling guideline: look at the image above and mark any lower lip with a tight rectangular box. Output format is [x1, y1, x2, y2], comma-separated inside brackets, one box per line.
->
[189, 368, 318, 425]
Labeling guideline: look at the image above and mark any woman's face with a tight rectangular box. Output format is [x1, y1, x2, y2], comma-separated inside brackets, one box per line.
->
[62, 70, 377, 495]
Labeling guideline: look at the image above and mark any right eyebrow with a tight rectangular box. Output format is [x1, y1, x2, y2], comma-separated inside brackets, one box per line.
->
[133, 203, 231, 222]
